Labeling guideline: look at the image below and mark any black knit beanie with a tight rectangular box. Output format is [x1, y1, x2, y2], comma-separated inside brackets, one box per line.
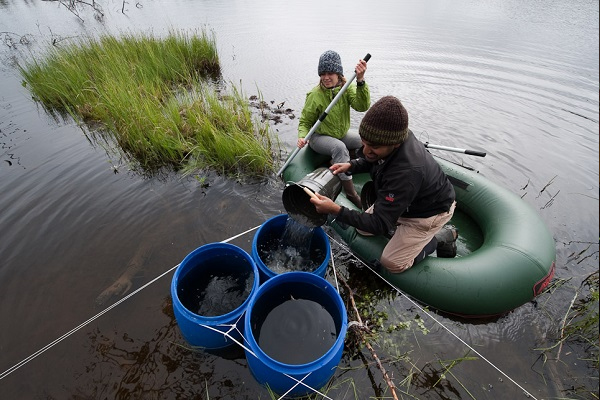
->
[359, 96, 409, 145]
[318, 50, 343, 76]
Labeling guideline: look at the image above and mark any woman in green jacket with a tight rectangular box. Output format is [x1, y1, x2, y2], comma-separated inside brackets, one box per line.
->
[297, 50, 370, 209]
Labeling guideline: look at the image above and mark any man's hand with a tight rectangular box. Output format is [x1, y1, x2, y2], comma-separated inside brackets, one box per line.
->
[330, 162, 351, 175]
[310, 192, 342, 215]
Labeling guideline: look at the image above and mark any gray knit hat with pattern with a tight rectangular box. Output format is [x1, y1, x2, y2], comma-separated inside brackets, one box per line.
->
[318, 50, 343, 76]
[359, 96, 409, 145]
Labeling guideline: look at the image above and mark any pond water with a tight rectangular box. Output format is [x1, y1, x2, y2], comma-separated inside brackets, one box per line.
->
[0, 0, 598, 399]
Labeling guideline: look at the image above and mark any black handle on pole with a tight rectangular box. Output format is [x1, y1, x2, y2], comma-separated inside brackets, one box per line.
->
[424, 142, 487, 157]
[464, 149, 487, 157]
[363, 53, 371, 62]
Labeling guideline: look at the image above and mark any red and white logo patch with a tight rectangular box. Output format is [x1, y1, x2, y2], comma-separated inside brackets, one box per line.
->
[385, 193, 395, 202]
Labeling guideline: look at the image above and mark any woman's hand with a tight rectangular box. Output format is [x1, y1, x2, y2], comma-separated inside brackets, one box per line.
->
[355, 58, 367, 82]
[297, 138, 307, 148]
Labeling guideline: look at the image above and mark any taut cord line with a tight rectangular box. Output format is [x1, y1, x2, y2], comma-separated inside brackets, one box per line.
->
[327, 234, 539, 400]
[330, 246, 340, 294]
[0, 224, 261, 381]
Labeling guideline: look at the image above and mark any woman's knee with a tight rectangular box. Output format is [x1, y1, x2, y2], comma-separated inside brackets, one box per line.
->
[330, 142, 350, 163]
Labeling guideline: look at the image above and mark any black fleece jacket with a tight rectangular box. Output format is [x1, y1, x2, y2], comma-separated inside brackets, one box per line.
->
[336, 130, 455, 236]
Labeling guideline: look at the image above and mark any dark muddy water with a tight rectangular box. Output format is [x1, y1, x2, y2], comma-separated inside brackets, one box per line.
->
[0, 0, 598, 399]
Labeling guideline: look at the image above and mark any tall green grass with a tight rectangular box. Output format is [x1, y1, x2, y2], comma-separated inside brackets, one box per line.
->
[19, 30, 276, 177]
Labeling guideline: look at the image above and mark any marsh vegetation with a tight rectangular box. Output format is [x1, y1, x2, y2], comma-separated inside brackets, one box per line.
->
[18, 30, 278, 177]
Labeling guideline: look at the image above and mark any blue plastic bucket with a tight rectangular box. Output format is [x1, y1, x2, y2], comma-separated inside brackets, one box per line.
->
[251, 214, 330, 282]
[244, 271, 347, 397]
[171, 242, 259, 349]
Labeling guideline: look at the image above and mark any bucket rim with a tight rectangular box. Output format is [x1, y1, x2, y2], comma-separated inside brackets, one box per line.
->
[171, 242, 260, 322]
[282, 185, 328, 227]
[244, 271, 348, 371]
[252, 214, 331, 277]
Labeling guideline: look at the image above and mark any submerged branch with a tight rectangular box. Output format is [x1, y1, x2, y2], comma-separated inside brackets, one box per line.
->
[537, 175, 557, 198]
[541, 189, 560, 209]
[42, 0, 105, 22]
[338, 273, 399, 400]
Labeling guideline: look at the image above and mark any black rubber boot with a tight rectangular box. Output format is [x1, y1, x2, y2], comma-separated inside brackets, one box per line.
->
[435, 225, 458, 258]
[413, 237, 438, 265]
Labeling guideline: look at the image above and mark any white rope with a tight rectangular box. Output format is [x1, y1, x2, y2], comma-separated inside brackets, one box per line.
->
[197, 316, 257, 359]
[0, 224, 261, 381]
[200, 317, 332, 399]
[0, 263, 179, 380]
[327, 234, 539, 400]
[329, 246, 340, 294]
[276, 371, 318, 400]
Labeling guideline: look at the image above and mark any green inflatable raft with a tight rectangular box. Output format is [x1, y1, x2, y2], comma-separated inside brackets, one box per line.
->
[281, 148, 556, 318]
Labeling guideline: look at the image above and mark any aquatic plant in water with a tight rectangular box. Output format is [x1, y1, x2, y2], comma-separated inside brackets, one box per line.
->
[18, 29, 277, 177]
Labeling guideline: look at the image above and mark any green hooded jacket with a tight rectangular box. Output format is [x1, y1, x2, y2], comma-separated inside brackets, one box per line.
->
[298, 82, 370, 139]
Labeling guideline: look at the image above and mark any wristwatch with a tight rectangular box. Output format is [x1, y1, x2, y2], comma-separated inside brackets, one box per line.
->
[357, 80, 365, 87]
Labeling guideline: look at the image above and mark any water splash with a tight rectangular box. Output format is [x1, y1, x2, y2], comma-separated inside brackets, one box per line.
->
[260, 217, 323, 274]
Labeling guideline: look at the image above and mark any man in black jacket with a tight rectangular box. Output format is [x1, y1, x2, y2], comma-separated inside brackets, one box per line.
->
[310, 95, 458, 273]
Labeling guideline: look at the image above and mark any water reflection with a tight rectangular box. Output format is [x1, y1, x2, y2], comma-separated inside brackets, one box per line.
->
[85, 297, 253, 399]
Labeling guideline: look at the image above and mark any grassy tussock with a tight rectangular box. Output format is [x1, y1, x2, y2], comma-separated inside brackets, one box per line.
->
[562, 272, 599, 369]
[19, 30, 276, 177]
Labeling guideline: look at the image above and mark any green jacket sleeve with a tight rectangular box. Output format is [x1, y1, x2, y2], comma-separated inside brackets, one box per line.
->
[298, 88, 324, 139]
[347, 82, 370, 112]
[298, 83, 371, 140]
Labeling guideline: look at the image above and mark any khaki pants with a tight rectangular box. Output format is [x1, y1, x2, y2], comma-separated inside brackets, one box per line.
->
[359, 201, 456, 273]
